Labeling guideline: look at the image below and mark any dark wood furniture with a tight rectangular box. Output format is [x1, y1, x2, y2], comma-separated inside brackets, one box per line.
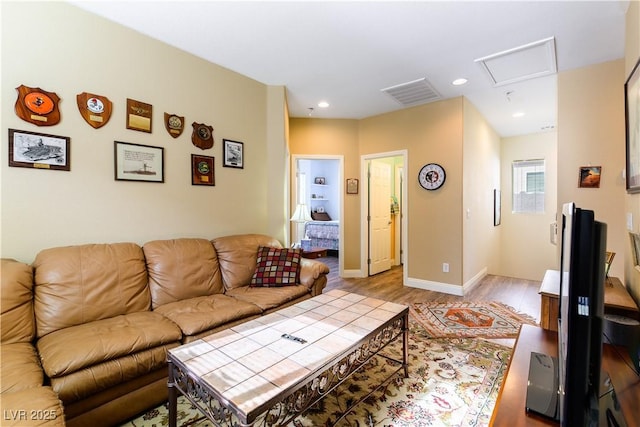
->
[539, 270, 639, 331]
[491, 324, 640, 426]
[301, 246, 328, 259]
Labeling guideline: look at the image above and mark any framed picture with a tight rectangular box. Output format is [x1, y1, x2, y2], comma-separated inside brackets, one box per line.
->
[314, 177, 326, 185]
[223, 139, 243, 168]
[578, 166, 601, 188]
[126, 98, 152, 133]
[630, 233, 640, 270]
[346, 178, 359, 194]
[493, 189, 501, 226]
[625, 57, 640, 193]
[114, 141, 164, 183]
[191, 154, 215, 186]
[605, 251, 616, 278]
[8, 128, 70, 171]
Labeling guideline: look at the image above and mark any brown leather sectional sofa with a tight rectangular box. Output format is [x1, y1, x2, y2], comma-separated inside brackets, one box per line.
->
[0, 234, 329, 427]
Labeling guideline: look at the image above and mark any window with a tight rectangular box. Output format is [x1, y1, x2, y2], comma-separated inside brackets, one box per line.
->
[512, 159, 545, 213]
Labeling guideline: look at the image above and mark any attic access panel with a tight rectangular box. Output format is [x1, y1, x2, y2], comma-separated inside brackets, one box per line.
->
[475, 37, 557, 87]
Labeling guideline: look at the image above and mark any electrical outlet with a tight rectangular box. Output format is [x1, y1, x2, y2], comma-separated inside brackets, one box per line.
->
[442, 263, 449, 273]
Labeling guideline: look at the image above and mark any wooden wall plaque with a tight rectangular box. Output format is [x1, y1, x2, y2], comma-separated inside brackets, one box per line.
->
[126, 98, 152, 133]
[77, 92, 112, 129]
[15, 85, 61, 126]
[191, 122, 214, 150]
[164, 113, 184, 138]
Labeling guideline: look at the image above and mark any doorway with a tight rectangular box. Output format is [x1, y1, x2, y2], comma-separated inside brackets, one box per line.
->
[292, 155, 344, 275]
[361, 150, 407, 277]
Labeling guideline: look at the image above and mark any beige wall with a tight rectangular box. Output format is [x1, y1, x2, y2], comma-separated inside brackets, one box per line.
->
[625, 0, 640, 305]
[288, 119, 360, 269]
[501, 132, 558, 280]
[557, 59, 626, 281]
[290, 98, 504, 293]
[359, 99, 465, 290]
[1, 2, 285, 263]
[462, 99, 501, 284]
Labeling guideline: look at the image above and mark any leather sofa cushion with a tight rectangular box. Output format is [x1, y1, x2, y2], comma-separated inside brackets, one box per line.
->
[0, 342, 44, 393]
[36, 311, 182, 378]
[1, 259, 35, 344]
[0, 386, 65, 427]
[225, 284, 310, 311]
[212, 234, 282, 290]
[154, 294, 262, 337]
[33, 243, 151, 338]
[49, 344, 177, 404]
[143, 238, 225, 308]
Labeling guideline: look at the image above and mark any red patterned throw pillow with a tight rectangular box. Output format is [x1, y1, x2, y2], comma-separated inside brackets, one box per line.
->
[250, 246, 301, 287]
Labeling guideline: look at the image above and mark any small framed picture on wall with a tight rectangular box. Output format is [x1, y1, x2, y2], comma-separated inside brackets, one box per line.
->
[223, 139, 244, 169]
[578, 166, 601, 188]
[346, 178, 359, 194]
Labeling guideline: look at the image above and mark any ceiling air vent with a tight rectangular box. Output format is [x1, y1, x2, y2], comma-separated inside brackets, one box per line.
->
[381, 77, 441, 107]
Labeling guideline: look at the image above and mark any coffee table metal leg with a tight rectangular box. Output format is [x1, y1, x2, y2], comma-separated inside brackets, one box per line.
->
[402, 312, 409, 378]
[168, 360, 178, 427]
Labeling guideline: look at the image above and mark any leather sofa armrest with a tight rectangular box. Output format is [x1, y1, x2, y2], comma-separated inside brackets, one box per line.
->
[299, 258, 330, 296]
[0, 386, 65, 426]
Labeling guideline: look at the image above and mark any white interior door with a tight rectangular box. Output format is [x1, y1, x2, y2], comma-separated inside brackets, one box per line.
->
[368, 159, 391, 275]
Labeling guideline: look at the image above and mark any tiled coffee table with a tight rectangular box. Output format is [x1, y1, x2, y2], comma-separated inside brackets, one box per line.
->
[167, 289, 409, 427]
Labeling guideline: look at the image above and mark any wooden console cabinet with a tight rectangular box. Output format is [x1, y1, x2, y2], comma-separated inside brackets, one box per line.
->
[491, 324, 640, 426]
[539, 270, 639, 331]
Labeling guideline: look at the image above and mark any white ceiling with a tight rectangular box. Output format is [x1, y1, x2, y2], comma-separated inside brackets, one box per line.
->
[70, 1, 628, 137]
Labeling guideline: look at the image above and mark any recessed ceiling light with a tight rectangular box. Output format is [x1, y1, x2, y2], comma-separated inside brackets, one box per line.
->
[512, 112, 525, 118]
[452, 78, 468, 86]
[318, 101, 330, 108]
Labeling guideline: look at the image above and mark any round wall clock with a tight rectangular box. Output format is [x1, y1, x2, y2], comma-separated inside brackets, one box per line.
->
[418, 163, 446, 190]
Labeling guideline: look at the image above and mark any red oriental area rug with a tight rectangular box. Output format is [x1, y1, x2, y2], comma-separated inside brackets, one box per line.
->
[409, 301, 538, 339]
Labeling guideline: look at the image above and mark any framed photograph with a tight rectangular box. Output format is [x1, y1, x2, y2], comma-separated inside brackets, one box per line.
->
[114, 141, 164, 183]
[605, 251, 615, 278]
[191, 154, 215, 186]
[126, 98, 152, 133]
[578, 166, 601, 188]
[625, 57, 640, 193]
[314, 177, 326, 185]
[8, 128, 70, 171]
[223, 139, 243, 168]
[493, 189, 501, 226]
[346, 178, 359, 194]
[630, 233, 640, 270]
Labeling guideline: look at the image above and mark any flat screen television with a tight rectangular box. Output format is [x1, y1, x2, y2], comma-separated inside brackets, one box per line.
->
[526, 202, 606, 426]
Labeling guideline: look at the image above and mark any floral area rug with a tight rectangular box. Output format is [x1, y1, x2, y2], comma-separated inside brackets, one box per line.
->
[121, 321, 511, 427]
[409, 301, 538, 339]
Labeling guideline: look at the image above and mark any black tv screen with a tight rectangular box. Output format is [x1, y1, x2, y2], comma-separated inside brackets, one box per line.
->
[558, 202, 606, 426]
[526, 203, 606, 424]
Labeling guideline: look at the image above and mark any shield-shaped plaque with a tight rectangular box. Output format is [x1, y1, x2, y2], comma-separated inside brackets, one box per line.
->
[76, 92, 112, 129]
[15, 85, 61, 126]
[164, 113, 185, 138]
[191, 122, 214, 150]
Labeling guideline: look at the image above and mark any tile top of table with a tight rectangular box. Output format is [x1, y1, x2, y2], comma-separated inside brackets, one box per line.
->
[168, 289, 407, 417]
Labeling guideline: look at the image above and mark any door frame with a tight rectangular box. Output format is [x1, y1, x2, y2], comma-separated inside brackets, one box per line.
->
[291, 154, 344, 276]
[360, 150, 408, 280]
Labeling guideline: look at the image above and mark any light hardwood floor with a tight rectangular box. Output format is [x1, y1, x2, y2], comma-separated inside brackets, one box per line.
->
[318, 256, 542, 322]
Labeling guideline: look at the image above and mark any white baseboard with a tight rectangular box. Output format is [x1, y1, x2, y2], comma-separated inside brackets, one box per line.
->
[405, 277, 464, 296]
[405, 267, 488, 296]
[341, 269, 365, 278]
[462, 267, 487, 294]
